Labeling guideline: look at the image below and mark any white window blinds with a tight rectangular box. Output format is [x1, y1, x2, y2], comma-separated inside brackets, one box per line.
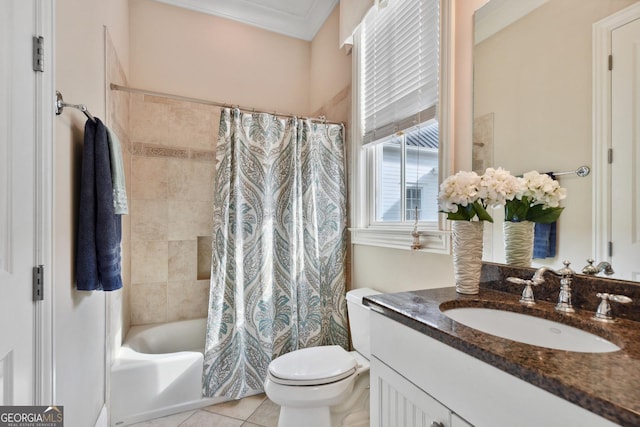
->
[361, 0, 439, 145]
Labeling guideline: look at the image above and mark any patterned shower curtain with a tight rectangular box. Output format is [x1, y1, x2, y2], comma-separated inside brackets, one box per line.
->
[203, 108, 349, 399]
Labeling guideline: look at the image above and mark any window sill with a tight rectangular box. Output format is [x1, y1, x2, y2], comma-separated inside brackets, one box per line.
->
[349, 227, 451, 254]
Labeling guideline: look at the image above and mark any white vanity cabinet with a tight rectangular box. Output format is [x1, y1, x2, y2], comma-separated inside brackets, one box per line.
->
[370, 356, 469, 427]
[369, 311, 618, 427]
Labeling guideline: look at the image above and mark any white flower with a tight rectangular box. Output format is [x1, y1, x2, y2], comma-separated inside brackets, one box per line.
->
[479, 167, 521, 207]
[519, 171, 567, 208]
[438, 171, 481, 213]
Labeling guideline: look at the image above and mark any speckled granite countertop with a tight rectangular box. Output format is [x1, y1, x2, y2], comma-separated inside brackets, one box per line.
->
[364, 285, 640, 426]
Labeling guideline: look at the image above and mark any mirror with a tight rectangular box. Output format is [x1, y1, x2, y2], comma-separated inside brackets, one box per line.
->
[473, 0, 638, 279]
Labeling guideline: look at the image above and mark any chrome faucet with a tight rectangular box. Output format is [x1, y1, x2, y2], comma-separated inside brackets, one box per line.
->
[582, 258, 615, 276]
[532, 260, 576, 313]
[593, 292, 632, 322]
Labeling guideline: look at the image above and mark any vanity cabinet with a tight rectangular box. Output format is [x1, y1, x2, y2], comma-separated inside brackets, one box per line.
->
[369, 311, 618, 427]
[370, 356, 470, 427]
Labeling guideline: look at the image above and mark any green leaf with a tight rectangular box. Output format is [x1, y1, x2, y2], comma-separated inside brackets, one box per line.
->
[505, 197, 530, 222]
[527, 205, 564, 223]
[473, 201, 494, 223]
[443, 204, 475, 221]
[443, 202, 496, 222]
[446, 211, 471, 221]
[461, 204, 477, 221]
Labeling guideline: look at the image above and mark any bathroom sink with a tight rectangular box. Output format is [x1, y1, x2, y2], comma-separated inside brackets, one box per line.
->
[443, 307, 620, 353]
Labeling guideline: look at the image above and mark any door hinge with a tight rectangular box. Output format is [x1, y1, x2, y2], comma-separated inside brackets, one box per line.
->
[32, 36, 44, 72]
[608, 54, 613, 71]
[33, 265, 44, 301]
[608, 241, 613, 258]
[608, 148, 613, 164]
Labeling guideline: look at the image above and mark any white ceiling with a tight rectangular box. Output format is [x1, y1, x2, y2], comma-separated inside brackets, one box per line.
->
[153, 0, 339, 41]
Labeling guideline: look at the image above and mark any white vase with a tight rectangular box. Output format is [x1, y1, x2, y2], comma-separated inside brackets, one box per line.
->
[451, 221, 484, 295]
[503, 220, 535, 267]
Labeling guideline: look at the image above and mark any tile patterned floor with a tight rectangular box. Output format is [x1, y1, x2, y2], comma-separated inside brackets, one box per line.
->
[128, 394, 280, 427]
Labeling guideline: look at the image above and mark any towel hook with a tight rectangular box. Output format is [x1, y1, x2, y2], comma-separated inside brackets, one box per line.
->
[55, 90, 96, 122]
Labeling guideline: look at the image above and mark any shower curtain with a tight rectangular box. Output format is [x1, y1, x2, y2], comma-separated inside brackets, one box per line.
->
[203, 108, 348, 399]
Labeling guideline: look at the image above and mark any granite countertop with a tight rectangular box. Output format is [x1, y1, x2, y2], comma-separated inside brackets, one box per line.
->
[364, 286, 640, 427]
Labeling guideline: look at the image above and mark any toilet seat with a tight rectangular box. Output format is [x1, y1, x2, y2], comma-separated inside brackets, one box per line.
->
[268, 345, 357, 386]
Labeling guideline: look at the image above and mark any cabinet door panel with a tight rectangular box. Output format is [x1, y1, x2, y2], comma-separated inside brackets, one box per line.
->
[371, 356, 450, 427]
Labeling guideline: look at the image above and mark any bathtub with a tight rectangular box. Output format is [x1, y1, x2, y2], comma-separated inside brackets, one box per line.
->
[110, 318, 227, 426]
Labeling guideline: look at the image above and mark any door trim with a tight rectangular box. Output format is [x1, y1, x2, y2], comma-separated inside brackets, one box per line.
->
[33, 0, 54, 405]
[592, 2, 640, 264]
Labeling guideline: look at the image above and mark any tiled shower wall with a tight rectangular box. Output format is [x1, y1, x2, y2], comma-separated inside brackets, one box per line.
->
[129, 94, 219, 325]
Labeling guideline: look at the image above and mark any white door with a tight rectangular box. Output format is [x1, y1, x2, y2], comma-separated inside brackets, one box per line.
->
[611, 17, 640, 282]
[0, 0, 38, 405]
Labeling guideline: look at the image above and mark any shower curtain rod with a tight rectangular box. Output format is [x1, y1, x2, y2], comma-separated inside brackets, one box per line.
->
[109, 83, 342, 126]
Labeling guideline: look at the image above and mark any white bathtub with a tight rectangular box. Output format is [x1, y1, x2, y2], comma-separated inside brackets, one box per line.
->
[110, 318, 227, 426]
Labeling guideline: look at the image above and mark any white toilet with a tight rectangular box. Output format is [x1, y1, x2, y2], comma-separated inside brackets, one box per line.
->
[264, 288, 380, 427]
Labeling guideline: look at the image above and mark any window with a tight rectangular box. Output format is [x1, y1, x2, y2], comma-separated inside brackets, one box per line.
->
[374, 122, 439, 223]
[351, 0, 449, 252]
[406, 188, 422, 221]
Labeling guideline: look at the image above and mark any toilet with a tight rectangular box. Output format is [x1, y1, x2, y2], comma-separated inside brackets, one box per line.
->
[264, 288, 380, 427]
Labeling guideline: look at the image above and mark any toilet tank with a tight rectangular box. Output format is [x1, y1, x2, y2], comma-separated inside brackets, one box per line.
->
[346, 288, 380, 360]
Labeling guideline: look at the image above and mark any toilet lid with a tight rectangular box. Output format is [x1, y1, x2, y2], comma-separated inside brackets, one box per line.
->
[268, 345, 357, 386]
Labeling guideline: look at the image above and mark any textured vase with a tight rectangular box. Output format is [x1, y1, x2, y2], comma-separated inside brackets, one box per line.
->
[451, 221, 484, 295]
[503, 220, 535, 267]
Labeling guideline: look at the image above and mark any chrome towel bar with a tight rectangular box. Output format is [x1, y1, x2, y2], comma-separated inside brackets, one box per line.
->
[553, 166, 590, 177]
[55, 90, 96, 122]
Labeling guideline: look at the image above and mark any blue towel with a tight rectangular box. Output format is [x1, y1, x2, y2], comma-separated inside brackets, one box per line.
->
[76, 118, 123, 291]
[532, 172, 558, 259]
[533, 222, 556, 259]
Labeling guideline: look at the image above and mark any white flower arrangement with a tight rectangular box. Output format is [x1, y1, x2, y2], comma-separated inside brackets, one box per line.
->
[438, 168, 566, 223]
[506, 171, 567, 223]
[438, 170, 494, 222]
[480, 167, 521, 207]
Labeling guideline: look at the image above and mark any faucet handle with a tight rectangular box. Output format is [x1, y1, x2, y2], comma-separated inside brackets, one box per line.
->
[507, 277, 530, 285]
[557, 260, 574, 277]
[593, 292, 632, 322]
[507, 277, 538, 306]
[606, 293, 632, 304]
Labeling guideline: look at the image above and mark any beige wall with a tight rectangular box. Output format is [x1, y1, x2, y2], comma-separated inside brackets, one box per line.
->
[474, 0, 636, 267]
[309, 6, 352, 122]
[354, 246, 455, 292]
[55, 0, 129, 426]
[128, 94, 217, 325]
[129, 0, 311, 116]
